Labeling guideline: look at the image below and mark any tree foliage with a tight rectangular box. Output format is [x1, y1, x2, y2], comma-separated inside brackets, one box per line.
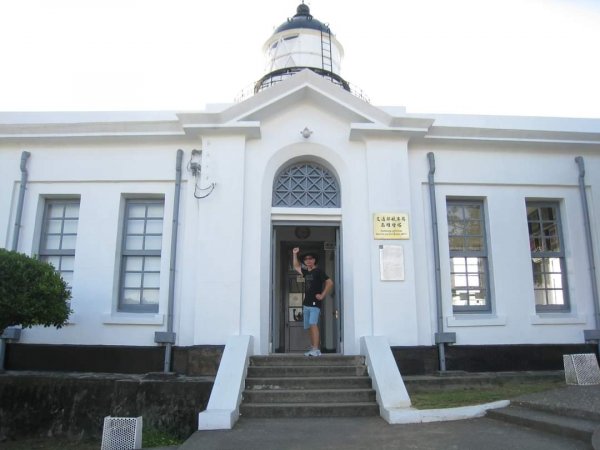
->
[0, 248, 71, 334]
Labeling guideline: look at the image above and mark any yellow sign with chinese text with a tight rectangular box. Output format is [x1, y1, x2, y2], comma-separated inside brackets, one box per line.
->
[373, 213, 410, 239]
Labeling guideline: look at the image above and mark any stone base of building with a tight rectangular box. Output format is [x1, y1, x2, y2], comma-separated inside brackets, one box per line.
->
[5, 343, 225, 376]
[392, 344, 598, 375]
[5, 342, 598, 375]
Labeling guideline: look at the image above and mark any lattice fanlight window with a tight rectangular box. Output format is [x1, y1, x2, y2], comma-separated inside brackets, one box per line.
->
[273, 162, 340, 207]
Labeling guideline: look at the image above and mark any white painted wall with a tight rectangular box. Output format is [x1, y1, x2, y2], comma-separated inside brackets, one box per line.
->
[1, 88, 599, 356]
[408, 142, 600, 347]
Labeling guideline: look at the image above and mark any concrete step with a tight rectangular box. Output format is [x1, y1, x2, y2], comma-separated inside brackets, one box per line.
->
[245, 375, 373, 390]
[243, 388, 377, 404]
[403, 370, 564, 393]
[242, 354, 378, 418]
[240, 402, 380, 418]
[512, 397, 600, 422]
[247, 365, 368, 378]
[487, 405, 600, 442]
[250, 355, 365, 366]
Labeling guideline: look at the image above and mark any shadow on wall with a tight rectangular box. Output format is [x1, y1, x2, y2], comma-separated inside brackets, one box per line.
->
[0, 373, 213, 441]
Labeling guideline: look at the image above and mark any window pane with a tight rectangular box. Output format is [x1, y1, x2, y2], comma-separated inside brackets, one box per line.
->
[464, 206, 481, 220]
[534, 289, 546, 306]
[64, 203, 80, 218]
[144, 272, 160, 288]
[61, 235, 77, 250]
[145, 219, 163, 234]
[123, 289, 141, 304]
[451, 257, 466, 272]
[60, 256, 75, 271]
[46, 219, 63, 234]
[541, 207, 555, 221]
[467, 274, 481, 287]
[449, 237, 464, 251]
[147, 204, 164, 218]
[128, 204, 147, 218]
[465, 221, 481, 235]
[126, 235, 144, 250]
[47, 203, 65, 218]
[62, 219, 78, 234]
[451, 274, 467, 288]
[144, 257, 161, 271]
[124, 273, 142, 288]
[126, 256, 143, 271]
[465, 237, 483, 251]
[528, 222, 540, 235]
[532, 261, 545, 287]
[127, 219, 145, 234]
[43, 255, 60, 269]
[527, 207, 540, 221]
[547, 289, 564, 305]
[545, 236, 560, 252]
[530, 236, 543, 252]
[142, 289, 159, 304]
[44, 235, 61, 250]
[60, 271, 73, 285]
[144, 235, 162, 251]
[447, 205, 464, 220]
[447, 220, 463, 237]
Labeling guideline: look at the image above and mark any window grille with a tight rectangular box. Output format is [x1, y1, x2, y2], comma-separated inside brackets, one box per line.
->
[446, 200, 491, 312]
[273, 162, 340, 207]
[527, 202, 569, 312]
[39, 199, 80, 287]
[118, 199, 164, 312]
[273, 163, 340, 208]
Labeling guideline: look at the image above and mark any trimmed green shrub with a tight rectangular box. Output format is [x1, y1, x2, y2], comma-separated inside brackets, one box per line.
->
[0, 248, 71, 334]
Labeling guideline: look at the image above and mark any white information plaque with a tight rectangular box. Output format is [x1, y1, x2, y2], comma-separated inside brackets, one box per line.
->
[379, 245, 405, 281]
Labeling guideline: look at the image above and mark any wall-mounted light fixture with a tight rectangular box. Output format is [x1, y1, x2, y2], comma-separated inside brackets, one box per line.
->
[188, 149, 215, 199]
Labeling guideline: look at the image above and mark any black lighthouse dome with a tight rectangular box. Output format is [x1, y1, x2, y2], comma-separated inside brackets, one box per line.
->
[273, 3, 331, 34]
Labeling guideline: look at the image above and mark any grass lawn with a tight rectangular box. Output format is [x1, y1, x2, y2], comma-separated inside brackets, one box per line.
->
[410, 379, 565, 409]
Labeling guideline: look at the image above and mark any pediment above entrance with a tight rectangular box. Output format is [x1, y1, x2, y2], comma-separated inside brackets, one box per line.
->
[177, 70, 432, 140]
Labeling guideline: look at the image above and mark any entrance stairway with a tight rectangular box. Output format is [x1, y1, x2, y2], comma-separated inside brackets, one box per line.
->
[240, 354, 379, 418]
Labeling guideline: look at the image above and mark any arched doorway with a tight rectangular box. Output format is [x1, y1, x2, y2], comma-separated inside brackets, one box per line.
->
[270, 161, 343, 353]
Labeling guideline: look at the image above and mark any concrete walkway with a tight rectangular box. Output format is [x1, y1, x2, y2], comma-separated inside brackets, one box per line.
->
[170, 385, 600, 450]
[176, 416, 591, 450]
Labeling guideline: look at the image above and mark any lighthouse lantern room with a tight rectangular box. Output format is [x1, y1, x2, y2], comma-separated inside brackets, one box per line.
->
[255, 3, 349, 94]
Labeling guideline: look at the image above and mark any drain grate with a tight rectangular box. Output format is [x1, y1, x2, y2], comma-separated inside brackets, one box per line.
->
[101, 416, 143, 450]
[563, 353, 600, 385]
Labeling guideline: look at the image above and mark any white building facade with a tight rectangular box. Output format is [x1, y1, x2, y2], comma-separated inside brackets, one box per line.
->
[1, 4, 599, 375]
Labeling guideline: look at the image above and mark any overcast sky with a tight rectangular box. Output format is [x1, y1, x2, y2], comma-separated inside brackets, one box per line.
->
[1, 0, 599, 118]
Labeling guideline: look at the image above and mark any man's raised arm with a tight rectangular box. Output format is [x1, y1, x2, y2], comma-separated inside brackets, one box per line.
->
[292, 247, 302, 274]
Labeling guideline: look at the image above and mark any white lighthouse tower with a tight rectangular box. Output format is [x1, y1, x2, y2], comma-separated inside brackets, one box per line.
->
[255, 3, 350, 94]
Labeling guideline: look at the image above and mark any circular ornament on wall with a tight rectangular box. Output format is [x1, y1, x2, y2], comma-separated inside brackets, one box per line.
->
[295, 226, 311, 240]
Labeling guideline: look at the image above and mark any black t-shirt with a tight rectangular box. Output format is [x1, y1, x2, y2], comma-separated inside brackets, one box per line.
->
[301, 267, 330, 308]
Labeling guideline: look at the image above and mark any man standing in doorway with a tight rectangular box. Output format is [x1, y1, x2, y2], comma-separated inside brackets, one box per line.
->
[292, 247, 333, 356]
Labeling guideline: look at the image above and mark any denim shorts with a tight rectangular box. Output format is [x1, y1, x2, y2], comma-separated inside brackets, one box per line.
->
[303, 306, 320, 329]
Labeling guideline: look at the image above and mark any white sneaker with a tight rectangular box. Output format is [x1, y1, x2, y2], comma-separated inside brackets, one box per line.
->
[304, 348, 321, 357]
